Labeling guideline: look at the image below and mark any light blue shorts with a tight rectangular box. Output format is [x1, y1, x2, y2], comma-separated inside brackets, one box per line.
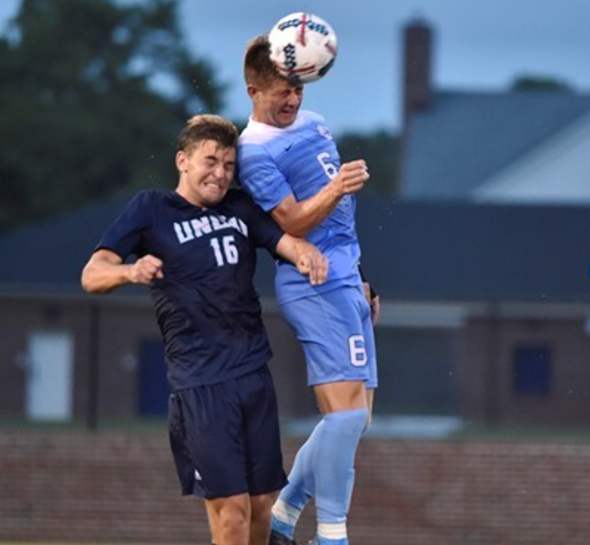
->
[280, 284, 378, 388]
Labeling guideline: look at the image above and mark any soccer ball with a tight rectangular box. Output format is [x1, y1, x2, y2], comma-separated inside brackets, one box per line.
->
[268, 12, 338, 84]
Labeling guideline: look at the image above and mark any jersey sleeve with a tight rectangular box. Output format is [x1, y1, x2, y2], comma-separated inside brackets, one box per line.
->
[95, 191, 153, 260]
[238, 192, 284, 256]
[237, 143, 293, 212]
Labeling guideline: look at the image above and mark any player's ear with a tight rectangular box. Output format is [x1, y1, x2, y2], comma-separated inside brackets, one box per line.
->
[175, 150, 187, 173]
[246, 84, 258, 100]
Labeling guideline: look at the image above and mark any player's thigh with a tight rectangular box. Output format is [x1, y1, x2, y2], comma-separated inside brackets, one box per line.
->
[280, 284, 372, 385]
[314, 379, 367, 414]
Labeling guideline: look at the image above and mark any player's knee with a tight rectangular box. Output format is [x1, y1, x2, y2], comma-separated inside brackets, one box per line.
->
[218, 512, 249, 541]
[324, 406, 368, 438]
[216, 497, 250, 541]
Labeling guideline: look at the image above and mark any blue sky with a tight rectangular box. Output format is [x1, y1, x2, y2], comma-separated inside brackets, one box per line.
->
[1, 0, 589, 135]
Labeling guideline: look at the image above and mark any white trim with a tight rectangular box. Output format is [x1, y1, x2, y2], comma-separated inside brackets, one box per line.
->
[318, 522, 347, 540]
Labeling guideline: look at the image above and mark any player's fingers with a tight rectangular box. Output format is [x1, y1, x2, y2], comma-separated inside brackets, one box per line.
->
[343, 159, 367, 171]
[129, 263, 150, 284]
[297, 255, 312, 275]
[312, 255, 329, 285]
[345, 178, 367, 194]
[145, 255, 164, 270]
[135, 261, 163, 283]
[140, 255, 164, 280]
[302, 253, 325, 285]
[362, 282, 371, 303]
[371, 296, 381, 325]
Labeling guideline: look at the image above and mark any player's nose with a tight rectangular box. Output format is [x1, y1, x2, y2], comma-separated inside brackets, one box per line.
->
[212, 162, 226, 179]
[287, 91, 301, 106]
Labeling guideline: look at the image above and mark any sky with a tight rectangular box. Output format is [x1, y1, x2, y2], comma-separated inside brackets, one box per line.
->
[1, 0, 590, 135]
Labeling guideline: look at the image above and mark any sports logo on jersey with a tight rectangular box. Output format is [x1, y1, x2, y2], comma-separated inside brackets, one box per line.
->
[173, 214, 248, 244]
[194, 468, 203, 481]
[316, 124, 333, 140]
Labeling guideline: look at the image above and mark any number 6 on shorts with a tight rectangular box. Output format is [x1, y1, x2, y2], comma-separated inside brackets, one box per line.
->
[349, 334, 367, 367]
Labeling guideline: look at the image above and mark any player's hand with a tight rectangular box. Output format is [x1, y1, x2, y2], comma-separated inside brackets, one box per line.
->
[128, 254, 164, 285]
[370, 294, 381, 325]
[363, 281, 381, 325]
[334, 160, 369, 196]
[297, 248, 329, 285]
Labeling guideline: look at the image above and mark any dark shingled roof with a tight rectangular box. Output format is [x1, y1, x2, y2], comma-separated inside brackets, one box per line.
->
[401, 91, 590, 200]
[354, 198, 590, 304]
[255, 198, 590, 304]
[0, 195, 130, 294]
[2, 195, 589, 304]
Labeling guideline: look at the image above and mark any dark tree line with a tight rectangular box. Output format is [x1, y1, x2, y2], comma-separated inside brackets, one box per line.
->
[337, 130, 400, 196]
[0, 0, 402, 232]
[0, 0, 224, 231]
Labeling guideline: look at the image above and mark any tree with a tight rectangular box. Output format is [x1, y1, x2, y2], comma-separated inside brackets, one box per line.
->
[0, 0, 225, 231]
[510, 75, 573, 93]
[336, 130, 400, 196]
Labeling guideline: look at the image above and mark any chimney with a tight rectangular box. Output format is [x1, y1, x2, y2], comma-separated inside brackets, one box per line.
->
[402, 18, 433, 122]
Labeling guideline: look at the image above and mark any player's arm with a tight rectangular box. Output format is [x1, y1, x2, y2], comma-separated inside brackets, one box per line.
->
[81, 248, 163, 294]
[270, 160, 369, 237]
[275, 234, 329, 285]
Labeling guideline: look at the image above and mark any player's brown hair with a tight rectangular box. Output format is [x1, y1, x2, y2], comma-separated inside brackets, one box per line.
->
[176, 114, 238, 153]
[244, 34, 283, 89]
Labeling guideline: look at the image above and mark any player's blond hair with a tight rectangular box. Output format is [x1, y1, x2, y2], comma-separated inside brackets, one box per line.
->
[244, 34, 284, 89]
[176, 114, 238, 154]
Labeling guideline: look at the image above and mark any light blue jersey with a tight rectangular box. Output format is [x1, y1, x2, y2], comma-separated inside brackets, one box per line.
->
[238, 110, 362, 303]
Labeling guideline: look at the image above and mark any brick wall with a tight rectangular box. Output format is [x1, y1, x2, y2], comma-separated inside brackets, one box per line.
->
[1, 431, 590, 544]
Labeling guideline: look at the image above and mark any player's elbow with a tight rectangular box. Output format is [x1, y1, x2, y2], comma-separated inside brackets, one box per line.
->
[275, 215, 308, 238]
[80, 266, 107, 294]
[285, 224, 308, 238]
[80, 274, 98, 294]
[271, 206, 310, 238]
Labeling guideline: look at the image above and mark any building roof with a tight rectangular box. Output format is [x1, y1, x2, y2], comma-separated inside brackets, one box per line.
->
[401, 90, 590, 202]
[473, 109, 590, 203]
[258, 198, 590, 305]
[0, 194, 131, 295]
[365, 198, 590, 304]
[1, 194, 589, 305]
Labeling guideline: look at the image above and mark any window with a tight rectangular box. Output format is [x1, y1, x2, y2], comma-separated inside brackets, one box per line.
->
[513, 346, 552, 395]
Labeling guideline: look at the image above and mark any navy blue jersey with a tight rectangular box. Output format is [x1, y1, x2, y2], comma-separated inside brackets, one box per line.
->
[96, 189, 284, 390]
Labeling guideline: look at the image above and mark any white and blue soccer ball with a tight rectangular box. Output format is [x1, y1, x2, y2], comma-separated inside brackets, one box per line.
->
[268, 12, 338, 84]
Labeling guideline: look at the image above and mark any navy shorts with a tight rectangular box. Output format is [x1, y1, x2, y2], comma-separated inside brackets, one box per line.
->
[168, 366, 287, 499]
